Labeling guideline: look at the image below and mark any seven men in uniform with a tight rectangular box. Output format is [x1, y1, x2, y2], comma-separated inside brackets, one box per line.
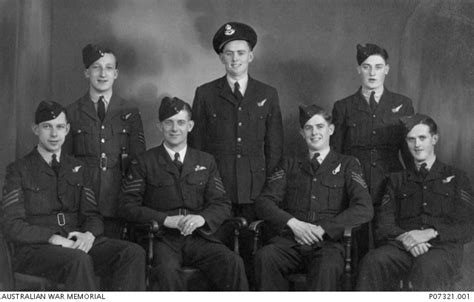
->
[0, 21, 472, 291]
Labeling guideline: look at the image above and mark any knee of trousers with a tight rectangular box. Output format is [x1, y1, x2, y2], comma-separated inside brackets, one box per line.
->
[121, 243, 146, 265]
[67, 250, 94, 272]
[254, 244, 280, 266]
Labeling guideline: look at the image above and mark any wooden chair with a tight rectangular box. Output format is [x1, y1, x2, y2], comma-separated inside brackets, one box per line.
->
[249, 220, 359, 291]
[122, 217, 248, 290]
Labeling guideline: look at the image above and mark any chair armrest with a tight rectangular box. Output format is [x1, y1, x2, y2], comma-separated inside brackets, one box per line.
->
[221, 217, 248, 255]
[342, 225, 360, 291]
[223, 217, 248, 230]
[248, 220, 265, 255]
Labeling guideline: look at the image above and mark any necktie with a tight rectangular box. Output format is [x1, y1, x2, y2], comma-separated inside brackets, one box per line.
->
[173, 152, 183, 172]
[369, 91, 377, 112]
[97, 96, 106, 122]
[51, 153, 60, 176]
[419, 163, 428, 179]
[311, 152, 320, 173]
[234, 82, 243, 104]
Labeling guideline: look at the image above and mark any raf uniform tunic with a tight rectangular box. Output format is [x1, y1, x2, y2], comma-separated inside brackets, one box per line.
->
[1, 149, 145, 290]
[357, 160, 474, 290]
[65, 93, 146, 218]
[190, 76, 283, 212]
[331, 87, 414, 205]
[119, 145, 248, 290]
[254, 150, 373, 290]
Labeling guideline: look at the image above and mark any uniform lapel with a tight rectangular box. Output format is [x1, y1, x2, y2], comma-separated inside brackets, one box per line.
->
[103, 94, 123, 124]
[79, 94, 100, 122]
[217, 76, 239, 106]
[30, 149, 56, 177]
[180, 148, 198, 179]
[374, 88, 394, 115]
[424, 160, 444, 183]
[354, 88, 372, 114]
[315, 150, 338, 176]
[157, 145, 180, 177]
[239, 76, 256, 108]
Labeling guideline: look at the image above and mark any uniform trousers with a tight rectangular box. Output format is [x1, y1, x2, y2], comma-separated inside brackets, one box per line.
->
[150, 231, 248, 291]
[254, 236, 344, 291]
[356, 241, 463, 291]
[14, 238, 146, 291]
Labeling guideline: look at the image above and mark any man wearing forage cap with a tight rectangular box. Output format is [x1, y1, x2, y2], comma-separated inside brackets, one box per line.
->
[1, 101, 145, 290]
[64, 43, 146, 238]
[253, 104, 373, 290]
[331, 43, 415, 252]
[357, 114, 474, 290]
[119, 97, 248, 290]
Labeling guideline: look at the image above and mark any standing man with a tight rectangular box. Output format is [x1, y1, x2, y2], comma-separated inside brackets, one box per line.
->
[331, 43, 415, 250]
[332, 43, 414, 206]
[357, 114, 474, 290]
[1, 101, 145, 291]
[119, 97, 248, 291]
[190, 22, 283, 222]
[254, 105, 373, 290]
[65, 44, 146, 238]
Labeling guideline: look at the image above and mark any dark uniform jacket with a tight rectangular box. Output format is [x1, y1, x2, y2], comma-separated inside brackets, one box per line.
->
[1, 149, 103, 246]
[190, 76, 283, 205]
[331, 87, 414, 204]
[256, 150, 373, 243]
[375, 159, 474, 247]
[65, 93, 146, 217]
[119, 145, 231, 243]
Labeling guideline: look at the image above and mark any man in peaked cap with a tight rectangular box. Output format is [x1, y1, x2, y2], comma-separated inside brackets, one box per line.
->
[1, 101, 145, 290]
[189, 21, 284, 286]
[331, 43, 415, 253]
[119, 97, 248, 290]
[64, 43, 146, 239]
[357, 114, 474, 290]
[253, 104, 373, 290]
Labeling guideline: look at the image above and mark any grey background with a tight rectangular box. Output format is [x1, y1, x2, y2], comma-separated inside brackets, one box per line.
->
[1, 0, 473, 289]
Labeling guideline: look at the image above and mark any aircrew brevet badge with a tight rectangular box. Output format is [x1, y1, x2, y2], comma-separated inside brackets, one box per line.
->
[224, 24, 235, 36]
[332, 163, 341, 175]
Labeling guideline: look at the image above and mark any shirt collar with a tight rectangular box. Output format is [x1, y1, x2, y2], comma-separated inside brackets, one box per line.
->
[89, 90, 112, 106]
[226, 74, 249, 95]
[361, 86, 384, 103]
[309, 147, 330, 164]
[163, 143, 187, 163]
[36, 145, 61, 165]
[414, 155, 436, 171]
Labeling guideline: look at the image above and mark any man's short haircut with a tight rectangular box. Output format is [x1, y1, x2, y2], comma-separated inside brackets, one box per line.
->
[401, 114, 439, 136]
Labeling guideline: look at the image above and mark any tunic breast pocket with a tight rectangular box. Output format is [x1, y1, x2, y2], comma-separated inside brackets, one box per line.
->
[147, 178, 176, 208]
[431, 184, 455, 215]
[381, 116, 403, 144]
[345, 117, 368, 145]
[72, 124, 93, 155]
[64, 175, 84, 211]
[249, 108, 269, 141]
[320, 176, 345, 211]
[396, 189, 418, 218]
[207, 112, 229, 139]
[112, 123, 131, 152]
[186, 171, 208, 207]
[23, 181, 51, 215]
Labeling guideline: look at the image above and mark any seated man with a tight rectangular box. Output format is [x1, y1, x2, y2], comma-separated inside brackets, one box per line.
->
[1, 101, 145, 291]
[254, 104, 373, 291]
[119, 97, 248, 291]
[356, 114, 474, 291]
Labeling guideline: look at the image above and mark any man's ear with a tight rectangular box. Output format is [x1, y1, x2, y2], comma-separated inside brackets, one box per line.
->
[31, 124, 39, 136]
[188, 120, 195, 132]
[328, 123, 335, 136]
[384, 64, 390, 75]
[157, 122, 163, 132]
[84, 69, 90, 79]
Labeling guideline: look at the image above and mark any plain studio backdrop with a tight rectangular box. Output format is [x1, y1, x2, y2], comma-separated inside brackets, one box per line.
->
[0, 0, 473, 289]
